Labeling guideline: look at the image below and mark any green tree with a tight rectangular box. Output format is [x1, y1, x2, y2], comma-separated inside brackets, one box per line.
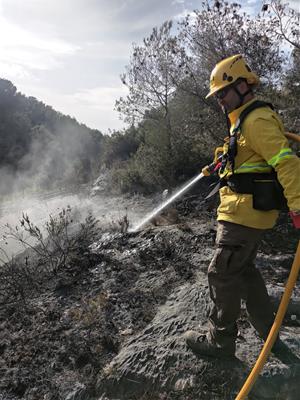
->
[102, 126, 141, 168]
[116, 21, 186, 181]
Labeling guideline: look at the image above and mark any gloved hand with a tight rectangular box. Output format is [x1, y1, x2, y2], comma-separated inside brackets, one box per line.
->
[289, 211, 300, 228]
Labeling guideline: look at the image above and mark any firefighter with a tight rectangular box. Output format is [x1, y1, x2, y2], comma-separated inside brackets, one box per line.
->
[184, 54, 300, 357]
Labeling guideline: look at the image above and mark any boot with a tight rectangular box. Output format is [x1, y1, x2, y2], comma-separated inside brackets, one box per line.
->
[183, 330, 235, 358]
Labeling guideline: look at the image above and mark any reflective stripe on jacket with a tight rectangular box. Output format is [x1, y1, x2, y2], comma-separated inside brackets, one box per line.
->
[217, 99, 300, 229]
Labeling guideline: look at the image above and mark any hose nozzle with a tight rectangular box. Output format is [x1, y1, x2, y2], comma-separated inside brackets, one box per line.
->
[202, 151, 223, 176]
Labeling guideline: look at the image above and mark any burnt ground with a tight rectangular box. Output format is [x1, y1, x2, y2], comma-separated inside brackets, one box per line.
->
[0, 195, 299, 400]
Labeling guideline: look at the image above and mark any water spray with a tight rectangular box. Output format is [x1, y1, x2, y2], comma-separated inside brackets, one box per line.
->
[130, 173, 205, 232]
[130, 155, 222, 233]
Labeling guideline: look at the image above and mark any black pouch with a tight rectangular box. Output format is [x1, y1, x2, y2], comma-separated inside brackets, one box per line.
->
[252, 179, 288, 211]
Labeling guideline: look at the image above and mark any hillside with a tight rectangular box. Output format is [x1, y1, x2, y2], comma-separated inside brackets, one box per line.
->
[0, 78, 104, 195]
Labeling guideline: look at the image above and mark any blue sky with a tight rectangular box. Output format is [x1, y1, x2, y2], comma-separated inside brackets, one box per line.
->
[0, 0, 298, 133]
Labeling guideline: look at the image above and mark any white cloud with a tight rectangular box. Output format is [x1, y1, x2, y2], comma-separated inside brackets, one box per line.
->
[0, 8, 79, 54]
[64, 86, 129, 131]
[172, 0, 185, 5]
[0, 62, 29, 80]
[288, 1, 300, 11]
[70, 86, 129, 111]
[85, 40, 131, 61]
[0, 9, 80, 83]
[17, 83, 129, 132]
[4, 0, 266, 131]
[1, 47, 62, 71]
[173, 9, 193, 21]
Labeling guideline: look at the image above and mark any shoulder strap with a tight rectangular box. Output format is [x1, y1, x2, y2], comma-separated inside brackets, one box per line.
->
[223, 101, 274, 174]
[235, 100, 274, 131]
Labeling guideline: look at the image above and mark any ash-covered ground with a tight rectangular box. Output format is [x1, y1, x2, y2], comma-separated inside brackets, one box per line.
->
[0, 194, 299, 400]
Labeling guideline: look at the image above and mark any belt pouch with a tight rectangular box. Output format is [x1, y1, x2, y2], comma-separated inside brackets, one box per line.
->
[252, 179, 287, 211]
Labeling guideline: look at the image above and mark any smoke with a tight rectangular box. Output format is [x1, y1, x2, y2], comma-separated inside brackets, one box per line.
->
[0, 121, 94, 260]
[0, 190, 157, 262]
[0, 192, 90, 263]
[0, 117, 102, 198]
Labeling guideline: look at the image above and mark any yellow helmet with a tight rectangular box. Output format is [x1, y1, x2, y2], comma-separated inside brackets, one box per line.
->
[206, 54, 259, 99]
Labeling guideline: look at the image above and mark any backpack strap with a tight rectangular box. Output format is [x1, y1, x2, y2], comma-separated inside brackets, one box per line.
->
[234, 100, 274, 132]
[221, 100, 274, 174]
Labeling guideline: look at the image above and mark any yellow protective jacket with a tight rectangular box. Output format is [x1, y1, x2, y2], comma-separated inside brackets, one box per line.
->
[217, 98, 300, 229]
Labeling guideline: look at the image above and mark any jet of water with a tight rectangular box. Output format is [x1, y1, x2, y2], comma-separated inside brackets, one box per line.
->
[130, 172, 205, 232]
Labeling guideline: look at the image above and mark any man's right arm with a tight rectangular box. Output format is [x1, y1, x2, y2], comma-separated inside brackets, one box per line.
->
[247, 115, 300, 215]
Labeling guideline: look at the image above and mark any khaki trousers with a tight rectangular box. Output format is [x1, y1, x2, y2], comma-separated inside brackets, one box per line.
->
[208, 221, 275, 352]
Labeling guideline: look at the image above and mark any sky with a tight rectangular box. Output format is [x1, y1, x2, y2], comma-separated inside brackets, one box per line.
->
[0, 0, 299, 134]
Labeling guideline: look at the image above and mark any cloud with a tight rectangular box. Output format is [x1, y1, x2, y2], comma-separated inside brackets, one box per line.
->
[1, 47, 62, 72]
[173, 9, 196, 21]
[288, 1, 300, 11]
[0, 0, 206, 131]
[70, 86, 128, 110]
[64, 86, 129, 131]
[0, 7, 79, 83]
[17, 83, 129, 132]
[0, 62, 29, 80]
[0, 20, 78, 54]
[172, 0, 185, 5]
[84, 40, 131, 61]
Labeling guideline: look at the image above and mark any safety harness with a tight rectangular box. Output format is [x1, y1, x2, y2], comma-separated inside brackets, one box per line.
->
[218, 100, 288, 210]
[221, 100, 274, 174]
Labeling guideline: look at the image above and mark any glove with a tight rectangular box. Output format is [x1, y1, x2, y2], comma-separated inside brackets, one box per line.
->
[289, 211, 300, 229]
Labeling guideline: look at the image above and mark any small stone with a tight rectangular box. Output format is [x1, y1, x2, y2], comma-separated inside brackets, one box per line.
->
[120, 328, 133, 336]
[174, 376, 195, 391]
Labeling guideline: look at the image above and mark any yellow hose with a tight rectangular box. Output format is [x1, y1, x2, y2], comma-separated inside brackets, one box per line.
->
[285, 132, 300, 143]
[236, 240, 300, 400]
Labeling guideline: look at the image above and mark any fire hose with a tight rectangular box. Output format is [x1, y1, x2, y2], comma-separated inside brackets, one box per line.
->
[236, 240, 300, 399]
[285, 132, 300, 143]
[235, 131, 300, 399]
